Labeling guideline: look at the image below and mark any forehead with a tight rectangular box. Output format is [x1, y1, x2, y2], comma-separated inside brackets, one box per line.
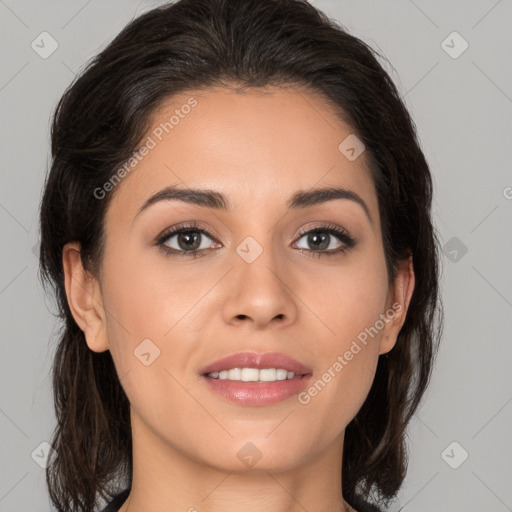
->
[106, 85, 378, 225]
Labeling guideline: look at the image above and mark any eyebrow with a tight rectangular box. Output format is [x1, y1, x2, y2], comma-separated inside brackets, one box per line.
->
[134, 185, 372, 223]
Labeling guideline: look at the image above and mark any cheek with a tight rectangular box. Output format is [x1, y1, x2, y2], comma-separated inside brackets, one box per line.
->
[99, 244, 212, 389]
[305, 243, 389, 351]
[297, 347, 379, 452]
[294, 245, 388, 428]
[100, 243, 195, 338]
[98, 251, 204, 436]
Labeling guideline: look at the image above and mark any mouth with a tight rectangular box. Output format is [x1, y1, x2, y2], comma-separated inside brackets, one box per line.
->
[199, 351, 312, 376]
[199, 351, 312, 406]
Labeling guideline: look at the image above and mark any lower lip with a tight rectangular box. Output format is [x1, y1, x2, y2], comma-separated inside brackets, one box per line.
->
[201, 374, 312, 406]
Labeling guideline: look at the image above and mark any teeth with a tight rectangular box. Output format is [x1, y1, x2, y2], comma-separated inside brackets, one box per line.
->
[209, 368, 297, 382]
[228, 368, 242, 380]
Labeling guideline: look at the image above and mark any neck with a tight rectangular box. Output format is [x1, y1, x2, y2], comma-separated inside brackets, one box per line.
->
[117, 410, 356, 512]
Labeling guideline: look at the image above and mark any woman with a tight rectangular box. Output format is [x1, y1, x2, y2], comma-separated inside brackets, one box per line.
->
[38, 0, 443, 511]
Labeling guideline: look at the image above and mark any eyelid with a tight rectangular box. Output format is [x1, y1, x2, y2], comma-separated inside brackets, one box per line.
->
[295, 221, 351, 239]
[155, 220, 220, 246]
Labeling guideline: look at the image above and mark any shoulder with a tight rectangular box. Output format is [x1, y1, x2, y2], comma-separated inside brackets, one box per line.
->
[101, 487, 130, 512]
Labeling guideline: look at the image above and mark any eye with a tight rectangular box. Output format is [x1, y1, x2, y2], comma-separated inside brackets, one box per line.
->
[156, 221, 220, 259]
[155, 221, 357, 259]
[293, 223, 356, 258]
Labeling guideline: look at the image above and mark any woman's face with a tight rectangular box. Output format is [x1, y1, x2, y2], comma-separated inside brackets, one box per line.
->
[65, 85, 413, 474]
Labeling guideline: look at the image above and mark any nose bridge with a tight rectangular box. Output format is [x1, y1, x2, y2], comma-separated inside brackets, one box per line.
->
[222, 227, 298, 327]
[230, 199, 283, 267]
[234, 229, 287, 291]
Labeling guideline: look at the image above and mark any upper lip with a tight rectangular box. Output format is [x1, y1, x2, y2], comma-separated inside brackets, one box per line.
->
[200, 351, 312, 375]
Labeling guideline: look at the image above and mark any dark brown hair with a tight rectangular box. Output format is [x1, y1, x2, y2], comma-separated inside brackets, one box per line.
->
[38, 0, 443, 510]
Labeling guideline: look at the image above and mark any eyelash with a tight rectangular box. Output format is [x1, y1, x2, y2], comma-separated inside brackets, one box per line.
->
[155, 221, 357, 259]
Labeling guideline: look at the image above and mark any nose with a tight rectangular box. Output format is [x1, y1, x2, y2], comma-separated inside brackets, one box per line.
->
[221, 241, 298, 330]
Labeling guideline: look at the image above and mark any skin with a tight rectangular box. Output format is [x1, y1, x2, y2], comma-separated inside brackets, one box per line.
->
[62, 85, 414, 512]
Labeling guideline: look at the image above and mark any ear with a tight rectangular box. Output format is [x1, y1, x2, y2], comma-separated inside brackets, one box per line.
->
[62, 242, 109, 353]
[378, 253, 415, 355]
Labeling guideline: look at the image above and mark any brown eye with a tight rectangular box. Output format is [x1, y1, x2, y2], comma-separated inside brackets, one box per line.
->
[156, 222, 219, 258]
[293, 224, 356, 257]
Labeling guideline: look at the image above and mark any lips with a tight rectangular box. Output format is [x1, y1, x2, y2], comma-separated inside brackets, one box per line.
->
[199, 351, 312, 376]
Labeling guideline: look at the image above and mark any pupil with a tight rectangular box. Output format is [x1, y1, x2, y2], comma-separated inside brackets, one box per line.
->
[309, 232, 328, 250]
[179, 232, 200, 250]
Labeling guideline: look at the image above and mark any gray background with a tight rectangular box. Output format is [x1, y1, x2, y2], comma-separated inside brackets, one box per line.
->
[1, 0, 511, 511]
